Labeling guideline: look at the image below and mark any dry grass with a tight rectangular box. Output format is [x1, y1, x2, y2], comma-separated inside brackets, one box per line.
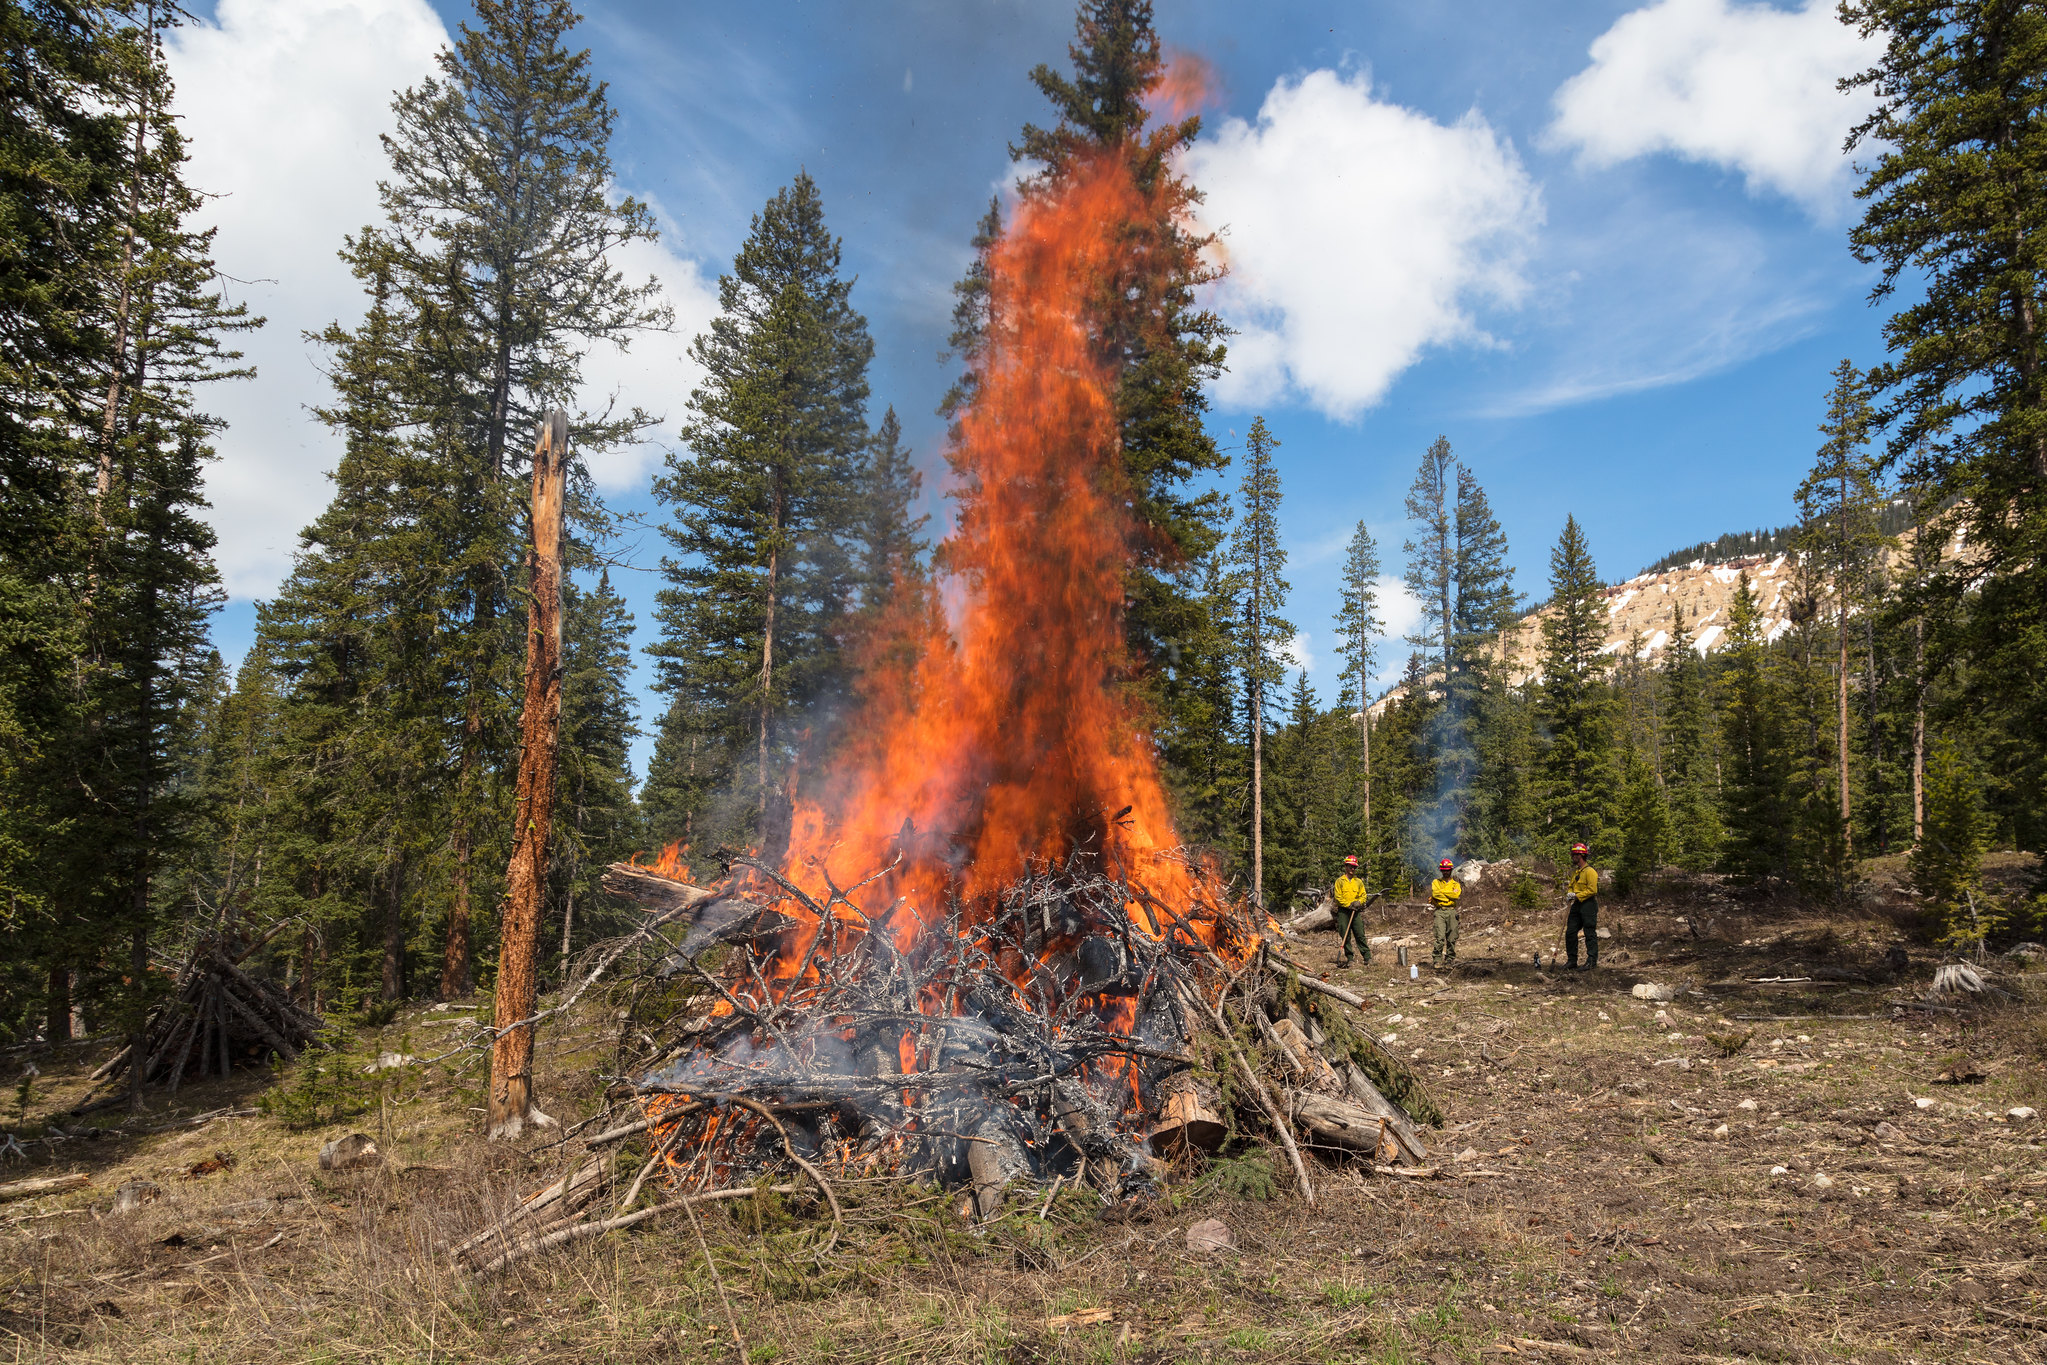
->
[4, 885, 2046, 1363]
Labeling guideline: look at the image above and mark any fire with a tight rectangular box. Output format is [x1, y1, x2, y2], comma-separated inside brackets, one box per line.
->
[634, 72, 1258, 1197]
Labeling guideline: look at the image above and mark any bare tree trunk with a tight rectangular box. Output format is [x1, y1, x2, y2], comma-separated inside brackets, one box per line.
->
[757, 479, 784, 829]
[488, 413, 569, 1141]
[1912, 615, 1926, 844]
[381, 850, 405, 1001]
[45, 966, 70, 1046]
[442, 731, 477, 997]
[1838, 603, 1852, 863]
[1251, 681, 1263, 907]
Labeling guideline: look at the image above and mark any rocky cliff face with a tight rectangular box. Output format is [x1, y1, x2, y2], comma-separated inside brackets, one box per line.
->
[1369, 523, 1958, 713]
[1498, 550, 1804, 687]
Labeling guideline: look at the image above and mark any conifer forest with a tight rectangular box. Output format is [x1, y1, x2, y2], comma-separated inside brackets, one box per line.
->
[2, 2, 2045, 1361]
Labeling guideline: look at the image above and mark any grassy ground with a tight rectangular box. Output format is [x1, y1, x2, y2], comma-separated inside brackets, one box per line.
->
[3, 870, 2045, 1364]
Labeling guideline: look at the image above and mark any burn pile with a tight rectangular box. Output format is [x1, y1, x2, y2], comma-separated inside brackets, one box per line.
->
[455, 87, 1438, 1274]
[605, 848, 1270, 1211]
[455, 854, 1437, 1274]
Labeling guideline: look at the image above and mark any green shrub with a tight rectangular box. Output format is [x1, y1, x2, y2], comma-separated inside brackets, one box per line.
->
[258, 1039, 375, 1131]
[1199, 1150, 1279, 1201]
[1509, 872, 1546, 912]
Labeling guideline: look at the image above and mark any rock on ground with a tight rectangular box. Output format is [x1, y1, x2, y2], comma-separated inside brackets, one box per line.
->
[319, 1133, 382, 1172]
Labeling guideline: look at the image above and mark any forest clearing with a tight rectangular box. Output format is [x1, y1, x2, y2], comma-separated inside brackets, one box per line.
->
[5, 1, 2046, 1362]
[3, 857, 2043, 1365]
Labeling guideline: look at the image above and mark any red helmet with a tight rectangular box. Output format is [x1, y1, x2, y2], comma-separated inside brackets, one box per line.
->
[1571, 842, 1589, 857]
[1439, 858, 1454, 872]
[1343, 855, 1359, 867]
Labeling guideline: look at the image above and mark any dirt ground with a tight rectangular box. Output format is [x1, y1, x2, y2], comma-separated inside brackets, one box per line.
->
[4, 869, 2045, 1364]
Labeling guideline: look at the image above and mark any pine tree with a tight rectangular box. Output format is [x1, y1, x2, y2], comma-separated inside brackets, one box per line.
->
[1448, 465, 1518, 852]
[268, 247, 460, 1004]
[1225, 417, 1291, 906]
[984, 0, 1230, 809]
[0, 0, 128, 1037]
[650, 174, 872, 850]
[355, 0, 668, 994]
[1333, 522, 1382, 856]
[1911, 738, 1993, 951]
[1660, 603, 1722, 870]
[855, 406, 928, 609]
[1613, 743, 1669, 896]
[1164, 541, 1243, 858]
[1470, 683, 1538, 859]
[1795, 359, 1885, 869]
[1850, 2, 2038, 757]
[1263, 671, 1330, 909]
[638, 690, 727, 871]
[551, 571, 640, 976]
[70, 2, 250, 1076]
[1843, 0, 2047, 853]
[1717, 572, 1792, 880]
[1610, 631, 1668, 892]
[1535, 516, 1613, 860]
[1402, 437, 1456, 676]
[1782, 573, 1849, 898]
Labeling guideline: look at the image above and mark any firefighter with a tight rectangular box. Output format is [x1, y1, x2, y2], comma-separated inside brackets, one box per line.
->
[1429, 858, 1462, 965]
[1332, 855, 1372, 966]
[1564, 842, 1600, 969]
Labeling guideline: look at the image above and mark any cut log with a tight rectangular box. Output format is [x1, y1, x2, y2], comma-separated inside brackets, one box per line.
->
[1343, 1062, 1430, 1164]
[1270, 1017, 1343, 1093]
[1148, 1075, 1226, 1153]
[1288, 906, 1334, 933]
[0, 1173, 90, 1203]
[1290, 1092, 1393, 1159]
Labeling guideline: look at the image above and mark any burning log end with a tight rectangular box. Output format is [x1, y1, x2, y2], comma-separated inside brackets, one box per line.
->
[603, 863, 793, 955]
[602, 863, 717, 913]
[1073, 935, 1126, 993]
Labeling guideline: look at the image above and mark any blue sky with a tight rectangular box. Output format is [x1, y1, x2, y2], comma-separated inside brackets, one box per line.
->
[175, 0, 1892, 776]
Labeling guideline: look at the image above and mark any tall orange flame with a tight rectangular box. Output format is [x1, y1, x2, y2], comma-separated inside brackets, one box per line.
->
[769, 145, 1207, 942]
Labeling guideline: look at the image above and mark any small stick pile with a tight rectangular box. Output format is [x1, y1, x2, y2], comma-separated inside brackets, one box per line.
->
[91, 930, 323, 1093]
[458, 849, 1442, 1272]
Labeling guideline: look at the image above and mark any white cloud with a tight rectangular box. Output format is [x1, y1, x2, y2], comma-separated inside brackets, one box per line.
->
[1185, 68, 1541, 421]
[572, 210, 720, 494]
[1278, 632, 1315, 674]
[1546, 0, 1881, 216]
[1373, 577, 1421, 685]
[170, 0, 717, 600]
[1488, 197, 1833, 415]
[168, 0, 448, 599]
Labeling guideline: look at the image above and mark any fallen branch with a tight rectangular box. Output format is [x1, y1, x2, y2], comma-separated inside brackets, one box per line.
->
[0, 1173, 89, 1203]
[469, 1184, 801, 1276]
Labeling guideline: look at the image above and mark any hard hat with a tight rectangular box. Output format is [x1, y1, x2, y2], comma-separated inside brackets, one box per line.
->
[1570, 842, 1589, 857]
[1343, 855, 1359, 867]
[1439, 858, 1454, 872]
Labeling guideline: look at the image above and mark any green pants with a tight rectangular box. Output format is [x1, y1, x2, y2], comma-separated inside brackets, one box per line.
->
[1334, 905, 1371, 962]
[1433, 906, 1459, 961]
[1565, 896, 1599, 968]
